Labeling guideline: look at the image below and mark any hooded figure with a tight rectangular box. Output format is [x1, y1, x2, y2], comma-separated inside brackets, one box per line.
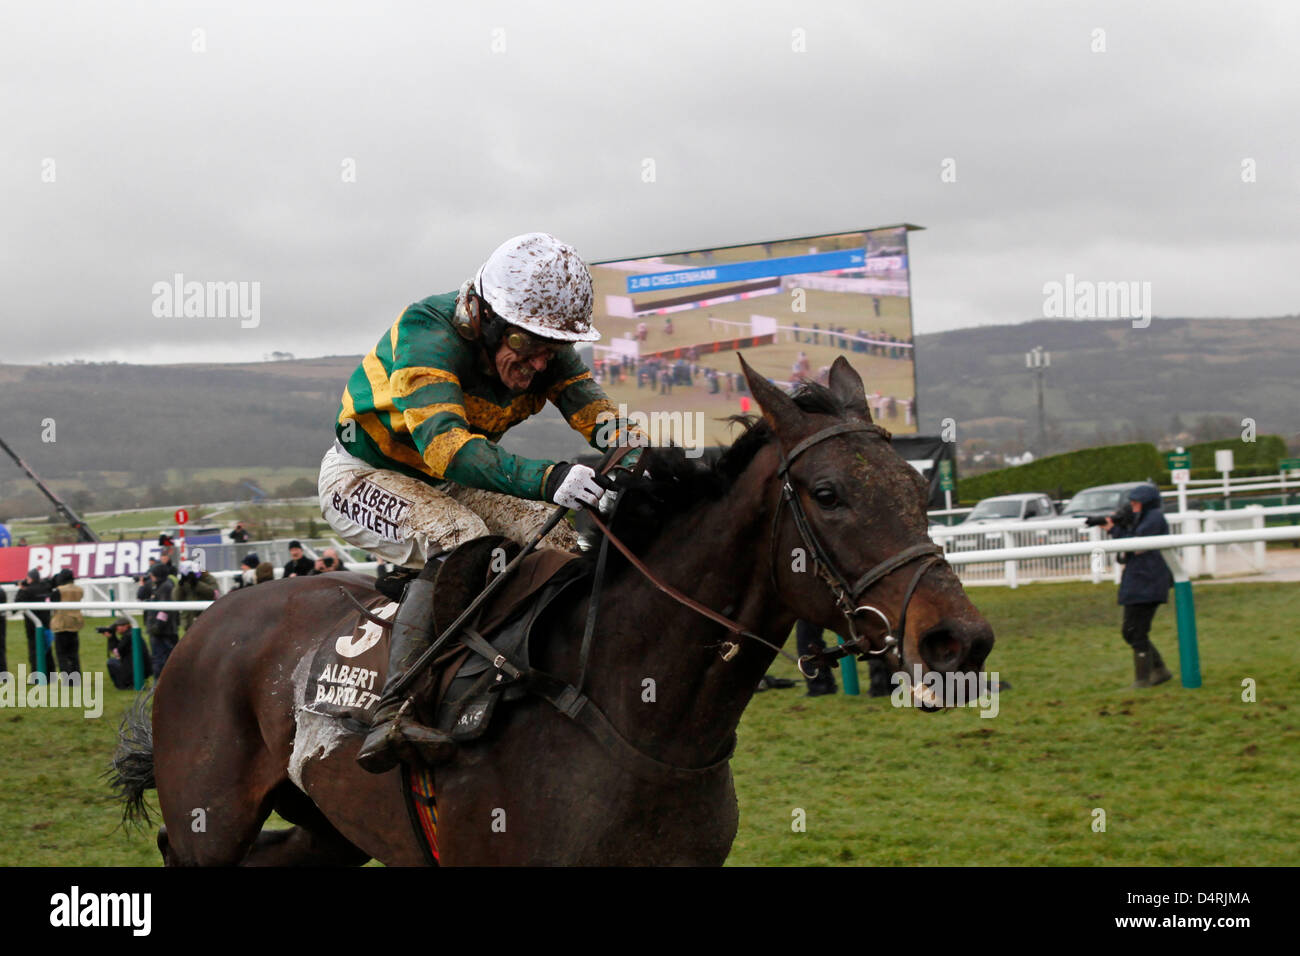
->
[1114, 484, 1173, 604]
[1108, 483, 1174, 687]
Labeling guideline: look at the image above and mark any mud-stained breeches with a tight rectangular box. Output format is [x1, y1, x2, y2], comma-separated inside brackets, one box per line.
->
[317, 441, 577, 568]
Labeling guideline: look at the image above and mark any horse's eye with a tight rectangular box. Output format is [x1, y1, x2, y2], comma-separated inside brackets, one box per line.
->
[813, 486, 838, 509]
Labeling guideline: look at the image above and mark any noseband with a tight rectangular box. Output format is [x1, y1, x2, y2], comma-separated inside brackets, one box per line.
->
[767, 421, 945, 677]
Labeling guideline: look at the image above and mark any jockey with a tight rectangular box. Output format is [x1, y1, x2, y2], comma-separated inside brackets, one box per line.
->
[319, 232, 643, 772]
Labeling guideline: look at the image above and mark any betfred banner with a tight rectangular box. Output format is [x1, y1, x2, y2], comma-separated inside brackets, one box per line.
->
[0, 539, 168, 583]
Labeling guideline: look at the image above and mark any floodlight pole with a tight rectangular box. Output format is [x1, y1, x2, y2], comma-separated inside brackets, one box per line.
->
[1025, 348, 1050, 455]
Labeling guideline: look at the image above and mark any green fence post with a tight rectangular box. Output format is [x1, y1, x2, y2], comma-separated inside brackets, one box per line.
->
[1173, 581, 1202, 689]
[837, 636, 860, 696]
[1162, 550, 1202, 689]
[131, 626, 145, 691]
[36, 626, 50, 676]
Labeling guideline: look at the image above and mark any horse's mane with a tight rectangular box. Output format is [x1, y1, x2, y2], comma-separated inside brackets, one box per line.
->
[586, 382, 872, 561]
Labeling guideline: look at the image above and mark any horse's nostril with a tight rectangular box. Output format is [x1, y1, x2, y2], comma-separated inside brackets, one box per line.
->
[919, 626, 962, 670]
[967, 624, 995, 669]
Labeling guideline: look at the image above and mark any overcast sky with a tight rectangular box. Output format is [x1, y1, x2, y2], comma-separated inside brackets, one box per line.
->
[4, 0, 1297, 365]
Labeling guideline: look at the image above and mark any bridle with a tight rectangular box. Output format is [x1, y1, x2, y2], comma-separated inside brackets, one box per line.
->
[766, 421, 945, 678]
[583, 420, 945, 678]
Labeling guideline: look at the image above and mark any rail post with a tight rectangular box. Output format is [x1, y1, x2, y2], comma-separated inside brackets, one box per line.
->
[1161, 550, 1202, 689]
[837, 636, 860, 696]
[131, 625, 146, 690]
[38, 626, 50, 675]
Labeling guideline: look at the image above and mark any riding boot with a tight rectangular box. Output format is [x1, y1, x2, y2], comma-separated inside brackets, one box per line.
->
[1148, 643, 1173, 686]
[1131, 645, 1153, 689]
[356, 559, 456, 774]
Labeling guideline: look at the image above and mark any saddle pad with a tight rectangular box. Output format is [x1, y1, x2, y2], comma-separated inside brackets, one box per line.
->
[300, 597, 399, 723]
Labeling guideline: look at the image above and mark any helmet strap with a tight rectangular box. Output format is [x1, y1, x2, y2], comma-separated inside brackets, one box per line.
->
[454, 283, 483, 341]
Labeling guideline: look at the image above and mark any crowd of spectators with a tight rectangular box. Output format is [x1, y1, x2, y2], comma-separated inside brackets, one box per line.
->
[790, 322, 912, 358]
[1, 531, 361, 691]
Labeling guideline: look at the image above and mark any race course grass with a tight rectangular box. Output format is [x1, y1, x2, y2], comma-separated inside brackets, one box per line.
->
[1, 580, 1295, 866]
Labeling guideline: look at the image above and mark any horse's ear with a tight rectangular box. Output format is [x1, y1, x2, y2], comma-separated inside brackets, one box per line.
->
[828, 356, 873, 423]
[738, 353, 803, 435]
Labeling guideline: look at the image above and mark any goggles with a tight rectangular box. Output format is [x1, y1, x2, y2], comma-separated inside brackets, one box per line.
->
[503, 326, 561, 359]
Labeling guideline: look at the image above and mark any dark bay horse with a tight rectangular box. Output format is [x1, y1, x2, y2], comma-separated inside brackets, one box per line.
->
[112, 356, 993, 865]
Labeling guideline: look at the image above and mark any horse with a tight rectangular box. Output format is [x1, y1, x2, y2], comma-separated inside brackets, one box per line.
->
[110, 356, 994, 865]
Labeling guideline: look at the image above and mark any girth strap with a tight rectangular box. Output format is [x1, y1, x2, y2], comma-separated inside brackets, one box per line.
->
[528, 670, 735, 784]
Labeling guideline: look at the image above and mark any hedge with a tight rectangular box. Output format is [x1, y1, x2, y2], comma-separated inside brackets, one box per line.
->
[959, 443, 1163, 502]
[1183, 436, 1286, 469]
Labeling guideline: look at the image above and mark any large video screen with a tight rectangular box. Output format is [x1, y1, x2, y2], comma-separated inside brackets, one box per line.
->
[586, 225, 919, 447]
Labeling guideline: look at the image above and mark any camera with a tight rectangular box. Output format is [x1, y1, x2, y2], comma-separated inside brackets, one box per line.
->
[1085, 508, 1136, 529]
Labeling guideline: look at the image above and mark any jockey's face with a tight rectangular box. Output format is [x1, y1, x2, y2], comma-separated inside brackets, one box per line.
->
[494, 337, 555, 390]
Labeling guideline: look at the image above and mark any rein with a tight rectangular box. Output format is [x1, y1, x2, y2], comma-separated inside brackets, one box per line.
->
[582, 509, 799, 667]
[580, 419, 945, 679]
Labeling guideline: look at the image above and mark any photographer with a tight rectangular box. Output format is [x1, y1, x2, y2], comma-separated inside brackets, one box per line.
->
[1104, 484, 1174, 688]
[99, 616, 145, 690]
[316, 547, 347, 574]
[174, 559, 219, 632]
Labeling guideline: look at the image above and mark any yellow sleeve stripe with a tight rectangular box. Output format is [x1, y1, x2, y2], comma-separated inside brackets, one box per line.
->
[391, 365, 461, 399]
[339, 389, 426, 471]
[546, 370, 592, 401]
[361, 350, 406, 433]
[423, 428, 482, 477]
[566, 398, 617, 442]
[463, 393, 545, 434]
[362, 350, 394, 411]
[402, 403, 467, 433]
[389, 316, 402, 357]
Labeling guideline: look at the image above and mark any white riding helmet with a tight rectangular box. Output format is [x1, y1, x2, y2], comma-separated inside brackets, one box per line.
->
[474, 233, 600, 343]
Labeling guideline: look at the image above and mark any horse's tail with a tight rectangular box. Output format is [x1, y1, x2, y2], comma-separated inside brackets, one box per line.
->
[106, 689, 156, 828]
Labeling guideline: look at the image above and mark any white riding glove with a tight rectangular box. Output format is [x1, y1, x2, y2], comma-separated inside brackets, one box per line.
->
[546, 463, 608, 510]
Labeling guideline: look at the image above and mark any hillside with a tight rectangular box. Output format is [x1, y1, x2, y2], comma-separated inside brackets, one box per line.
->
[2, 316, 1297, 517]
[915, 316, 1300, 449]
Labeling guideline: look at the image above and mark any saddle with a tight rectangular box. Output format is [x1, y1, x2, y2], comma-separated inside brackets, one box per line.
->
[426, 536, 589, 742]
[305, 536, 587, 743]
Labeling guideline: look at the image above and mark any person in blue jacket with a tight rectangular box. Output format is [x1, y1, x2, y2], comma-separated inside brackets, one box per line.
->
[1105, 483, 1174, 687]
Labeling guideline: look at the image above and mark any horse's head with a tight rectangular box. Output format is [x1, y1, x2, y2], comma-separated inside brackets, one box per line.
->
[740, 355, 994, 692]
